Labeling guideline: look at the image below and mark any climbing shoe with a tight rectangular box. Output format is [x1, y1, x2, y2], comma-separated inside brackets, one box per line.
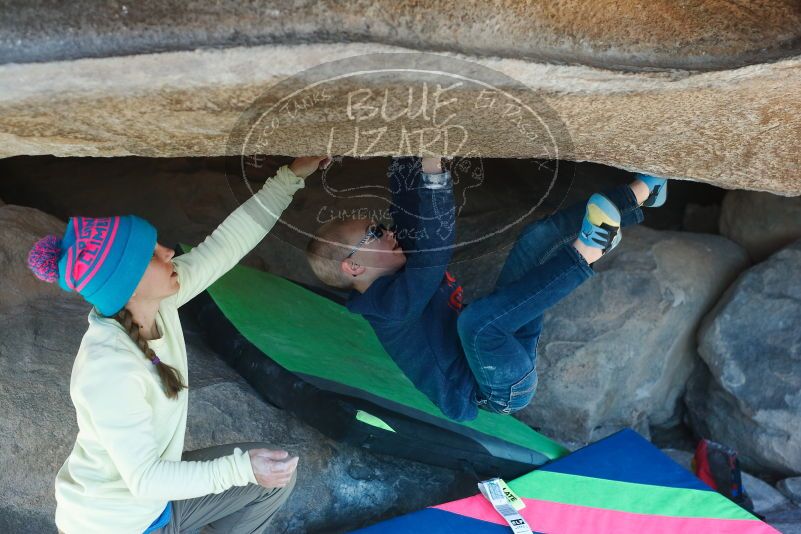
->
[635, 173, 668, 208]
[579, 193, 621, 253]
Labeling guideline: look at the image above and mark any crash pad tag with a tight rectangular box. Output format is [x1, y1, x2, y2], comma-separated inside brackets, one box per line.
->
[478, 478, 532, 534]
[498, 478, 525, 511]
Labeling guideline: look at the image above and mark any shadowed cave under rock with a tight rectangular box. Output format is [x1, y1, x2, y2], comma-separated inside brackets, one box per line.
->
[0, 155, 726, 299]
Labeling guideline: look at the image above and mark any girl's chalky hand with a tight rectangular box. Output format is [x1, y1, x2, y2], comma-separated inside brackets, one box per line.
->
[248, 448, 299, 489]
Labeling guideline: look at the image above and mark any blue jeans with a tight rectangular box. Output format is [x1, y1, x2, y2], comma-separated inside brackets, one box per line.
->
[456, 184, 644, 414]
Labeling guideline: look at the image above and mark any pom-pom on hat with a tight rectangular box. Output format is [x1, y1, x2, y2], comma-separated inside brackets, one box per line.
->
[27, 215, 157, 316]
[28, 235, 62, 283]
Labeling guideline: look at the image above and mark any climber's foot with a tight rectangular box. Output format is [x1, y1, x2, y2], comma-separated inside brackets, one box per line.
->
[578, 193, 622, 256]
[633, 173, 668, 208]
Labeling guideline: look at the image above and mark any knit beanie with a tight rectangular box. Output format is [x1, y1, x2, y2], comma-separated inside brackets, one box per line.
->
[27, 215, 157, 316]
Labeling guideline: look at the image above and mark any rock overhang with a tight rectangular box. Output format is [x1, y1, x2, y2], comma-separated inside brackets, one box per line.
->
[0, 1, 799, 196]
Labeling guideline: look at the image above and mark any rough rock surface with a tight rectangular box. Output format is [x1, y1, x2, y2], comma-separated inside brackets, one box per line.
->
[662, 448, 801, 527]
[515, 226, 748, 442]
[3, 1, 800, 69]
[0, 43, 799, 196]
[766, 511, 801, 534]
[720, 190, 801, 262]
[778, 477, 801, 505]
[686, 238, 801, 478]
[0, 204, 66, 310]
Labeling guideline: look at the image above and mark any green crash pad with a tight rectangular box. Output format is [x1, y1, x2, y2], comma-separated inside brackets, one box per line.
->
[181, 246, 568, 475]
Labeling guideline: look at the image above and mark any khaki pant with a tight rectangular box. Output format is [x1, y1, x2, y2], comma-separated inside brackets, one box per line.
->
[153, 442, 296, 534]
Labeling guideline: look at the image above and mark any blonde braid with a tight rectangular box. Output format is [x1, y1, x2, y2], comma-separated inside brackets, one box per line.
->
[114, 308, 186, 399]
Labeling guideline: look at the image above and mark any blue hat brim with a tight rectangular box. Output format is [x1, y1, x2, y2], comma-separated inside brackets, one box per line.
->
[87, 217, 157, 317]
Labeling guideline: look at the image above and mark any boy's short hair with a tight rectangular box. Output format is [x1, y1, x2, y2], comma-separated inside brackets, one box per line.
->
[306, 220, 354, 290]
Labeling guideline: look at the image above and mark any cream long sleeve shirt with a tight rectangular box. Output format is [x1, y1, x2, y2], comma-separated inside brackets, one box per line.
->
[54, 166, 305, 534]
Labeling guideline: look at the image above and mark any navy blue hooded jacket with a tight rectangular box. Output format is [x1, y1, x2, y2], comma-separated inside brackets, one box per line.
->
[345, 157, 479, 421]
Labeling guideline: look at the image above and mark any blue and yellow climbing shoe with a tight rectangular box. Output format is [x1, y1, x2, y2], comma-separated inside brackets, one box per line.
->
[579, 193, 621, 253]
[635, 173, 668, 208]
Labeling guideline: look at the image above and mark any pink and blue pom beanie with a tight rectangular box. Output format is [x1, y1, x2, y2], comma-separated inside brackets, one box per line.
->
[27, 215, 157, 316]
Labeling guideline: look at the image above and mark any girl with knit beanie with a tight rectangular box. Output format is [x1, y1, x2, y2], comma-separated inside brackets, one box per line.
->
[27, 156, 331, 534]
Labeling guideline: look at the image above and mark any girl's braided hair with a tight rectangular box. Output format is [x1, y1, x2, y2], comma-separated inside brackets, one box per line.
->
[114, 308, 186, 399]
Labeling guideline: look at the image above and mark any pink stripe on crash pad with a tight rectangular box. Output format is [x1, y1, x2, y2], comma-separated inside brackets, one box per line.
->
[433, 496, 778, 534]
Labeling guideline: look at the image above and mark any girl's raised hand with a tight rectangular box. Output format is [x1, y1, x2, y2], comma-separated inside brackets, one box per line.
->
[289, 156, 332, 179]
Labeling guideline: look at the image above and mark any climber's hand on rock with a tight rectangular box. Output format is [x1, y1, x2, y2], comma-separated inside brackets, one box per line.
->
[421, 156, 444, 173]
[289, 156, 332, 179]
[248, 448, 299, 488]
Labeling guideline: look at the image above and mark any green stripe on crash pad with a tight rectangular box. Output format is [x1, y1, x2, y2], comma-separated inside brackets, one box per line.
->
[200, 259, 566, 459]
[508, 470, 757, 520]
[356, 410, 396, 432]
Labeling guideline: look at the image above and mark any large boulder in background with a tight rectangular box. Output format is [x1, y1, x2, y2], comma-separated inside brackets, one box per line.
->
[516, 226, 748, 443]
[778, 477, 801, 506]
[0, 204, 66, 310]
[0, 298, 89, 533]
[719, 190, 801, 262]
[686, 238, 801, 478]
